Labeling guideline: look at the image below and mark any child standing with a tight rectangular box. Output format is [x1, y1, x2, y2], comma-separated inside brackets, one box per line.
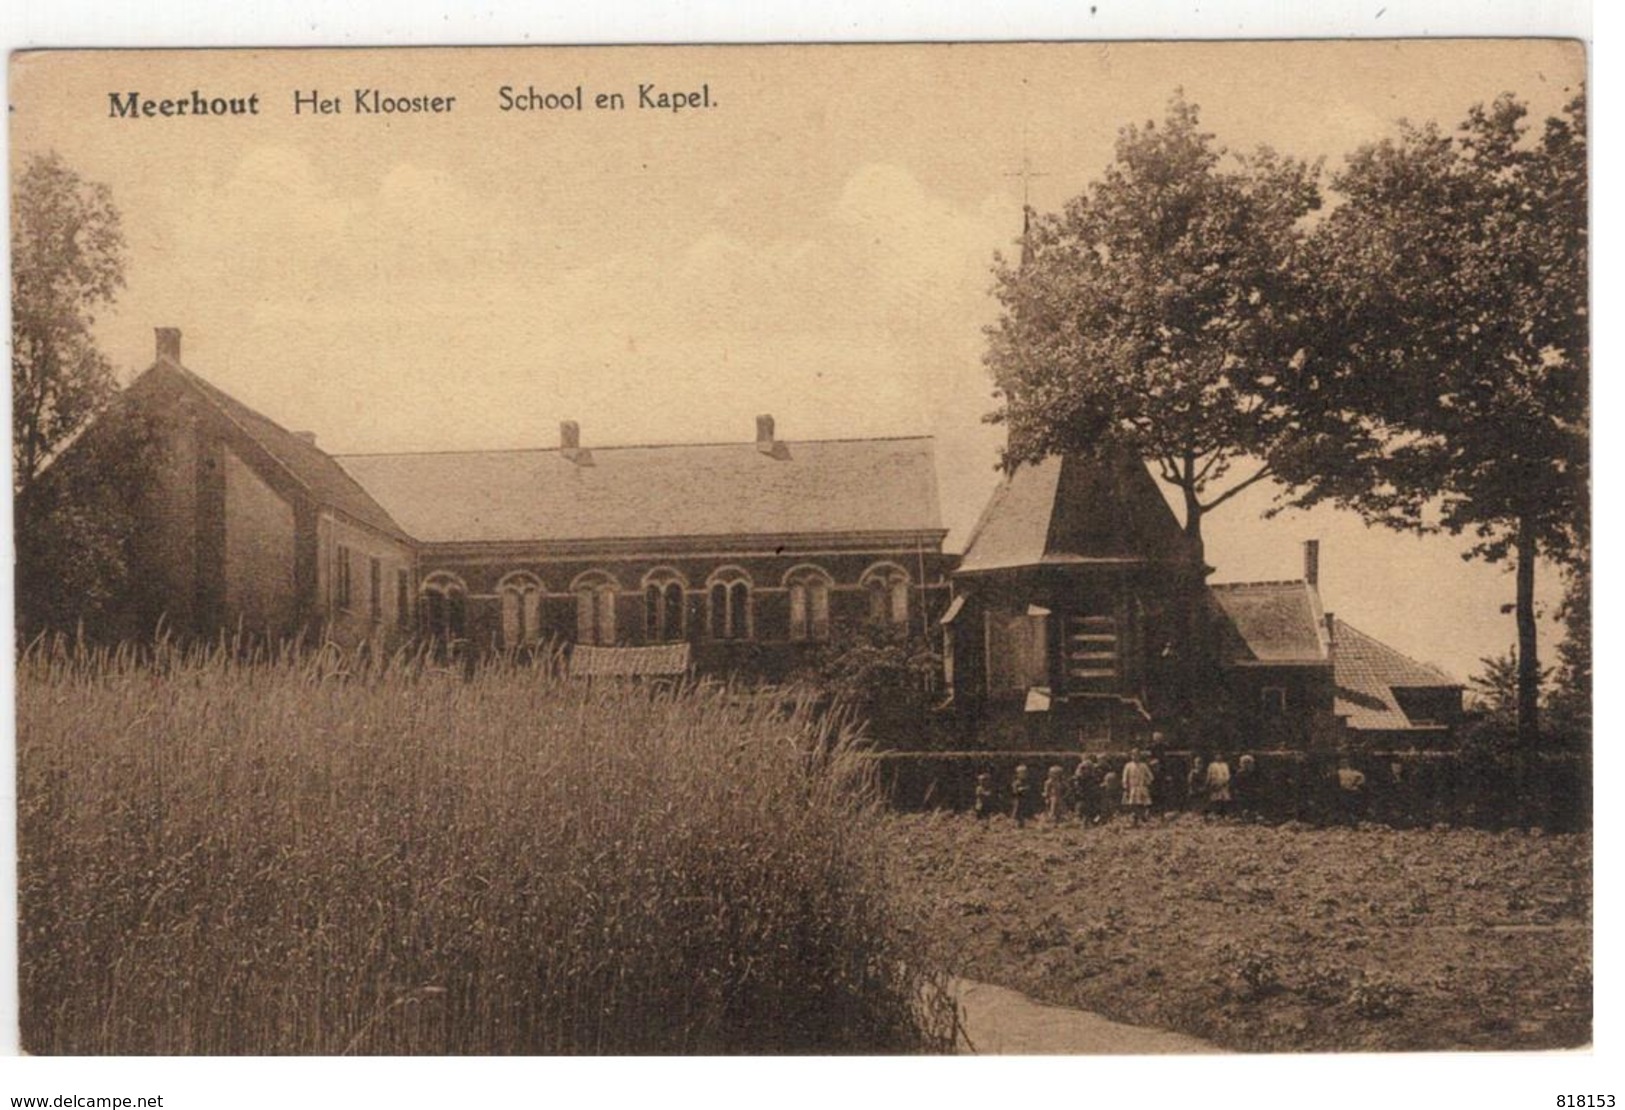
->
[973, 771, 995, 821]
[1186, 755, 1207, 813]
[1042, 765, 1067, 825]
[1099, 766, 1121, 823]
[1234, 752, 1258, 818]
[1122, 748, 1154, 825]
[1010, 764, 1032, 827]
[1073, 757, 1097, 823]
[1205, 752, 1233, 818]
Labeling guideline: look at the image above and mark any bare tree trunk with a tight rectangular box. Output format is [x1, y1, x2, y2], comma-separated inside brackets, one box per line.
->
[1174, 484, 1209, 737]
[1516, 515, 1541, 748]
[1181, 485, 1206, 569]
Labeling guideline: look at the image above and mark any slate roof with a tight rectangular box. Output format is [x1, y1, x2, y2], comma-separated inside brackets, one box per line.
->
[1209, 580, 1329, 665]
[956, 451, 1192, 574]
[148, 359, 410, 542]
[334, 438, 944, 545]
[1331, 618, 1461, 731]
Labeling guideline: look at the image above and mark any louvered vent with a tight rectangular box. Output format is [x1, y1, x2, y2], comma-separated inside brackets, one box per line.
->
[1066, 614, 1118, 692]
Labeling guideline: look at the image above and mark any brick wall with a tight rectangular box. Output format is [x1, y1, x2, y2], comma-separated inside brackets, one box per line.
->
[222, 446, 299, 635]
[316, 512, 416, 647]
[126, 392, 202, 635]
[417, 545, 953, 675]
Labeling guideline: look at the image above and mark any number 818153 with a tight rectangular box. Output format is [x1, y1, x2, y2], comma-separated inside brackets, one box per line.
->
[1558, 1097, 1614, 1107]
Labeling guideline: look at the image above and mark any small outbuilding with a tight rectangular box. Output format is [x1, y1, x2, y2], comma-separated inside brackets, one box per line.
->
[942, 449, 1206, 748]
[943, 451, 1463, 751]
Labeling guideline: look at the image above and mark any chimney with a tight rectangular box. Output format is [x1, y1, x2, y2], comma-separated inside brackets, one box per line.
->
[1302, 539, 1320, 587]
[755, 414, 776, 454]
[155, 327, 182, 363]
[560, 419, 592, 465]
[294, 431, 317, 446]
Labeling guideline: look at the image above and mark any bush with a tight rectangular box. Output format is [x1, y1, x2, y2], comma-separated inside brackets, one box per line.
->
[17, 637, 956, 1054]
[790, 624, 943, 741]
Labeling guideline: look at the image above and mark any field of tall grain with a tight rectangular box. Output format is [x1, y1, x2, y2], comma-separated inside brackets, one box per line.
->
[17, 639, 956, 1054]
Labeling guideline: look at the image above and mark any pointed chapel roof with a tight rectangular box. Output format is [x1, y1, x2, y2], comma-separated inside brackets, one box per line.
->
[956, 450, 1194, 574]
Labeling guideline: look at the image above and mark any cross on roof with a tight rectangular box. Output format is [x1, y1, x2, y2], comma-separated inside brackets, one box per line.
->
[1003, 152, 1050, 209]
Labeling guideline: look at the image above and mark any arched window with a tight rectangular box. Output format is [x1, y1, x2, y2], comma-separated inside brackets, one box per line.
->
[421, 572, 469, 643]
[572, 571, 619, 646]
[784, 565, 833, 642]
[642, 568, 688, 644]
[707, 567, 752, 642]
[862, 562, 911, 628]
[499, 572, 545, 648]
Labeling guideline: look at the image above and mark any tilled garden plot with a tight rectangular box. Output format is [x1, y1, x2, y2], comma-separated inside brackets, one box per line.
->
[883, 812, 1591, 1052]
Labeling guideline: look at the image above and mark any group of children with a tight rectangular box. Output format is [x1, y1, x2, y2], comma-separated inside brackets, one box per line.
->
[973, 748, 1260, 827]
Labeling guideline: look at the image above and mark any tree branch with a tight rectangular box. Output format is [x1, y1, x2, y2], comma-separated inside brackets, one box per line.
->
[1198, 462, 1275, 512]
[1194, 449, 1223, 484]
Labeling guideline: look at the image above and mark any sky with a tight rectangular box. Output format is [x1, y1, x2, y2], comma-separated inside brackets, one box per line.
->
[9, 40, 1587, 684]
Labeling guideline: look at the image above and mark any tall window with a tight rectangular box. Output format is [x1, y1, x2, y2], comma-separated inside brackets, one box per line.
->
[368, 557, 383, 622]
[335, 544, 354, 612]
[862, 563, 910, 628]
[573, 571, 619, 646]
[643, 570, 688, 643]
[396, 569, 411, 631]
[708, 568, 752, 641]
[500, 573, 545, 648]
[1261, 687, 1288, 716]
[421, 572, 468, 643]
[786, 566, 833, 642]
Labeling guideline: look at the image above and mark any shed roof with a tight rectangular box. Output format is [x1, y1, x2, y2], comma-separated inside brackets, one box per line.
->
[335, 437, 944, 545]
[1331, 618, 1461, 731]
[1209, 580, 1329, 665]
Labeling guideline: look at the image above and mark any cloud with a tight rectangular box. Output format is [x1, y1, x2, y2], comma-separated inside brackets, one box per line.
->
[833, 163, 1005, 306]
[172, 147, 356, 287]
[110, 148, 1016, 498]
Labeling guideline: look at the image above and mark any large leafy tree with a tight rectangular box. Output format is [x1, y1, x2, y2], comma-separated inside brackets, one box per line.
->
[12, 152, 146, 639]
[15, 400, 158, 640]
[985, 91, 1323, 567]
[1294, 91, 1588, 746]
[12, 151, 125, 499]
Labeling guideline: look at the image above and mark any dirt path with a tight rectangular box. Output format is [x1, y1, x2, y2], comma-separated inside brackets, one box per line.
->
[952, 978, 1222, 1054]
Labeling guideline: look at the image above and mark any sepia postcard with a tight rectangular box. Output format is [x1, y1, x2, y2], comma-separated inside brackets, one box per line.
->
[7, 35, 1592, 1097]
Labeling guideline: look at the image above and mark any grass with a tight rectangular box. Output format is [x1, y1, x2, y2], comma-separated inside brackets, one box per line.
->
[16, 636, 957, 1054]
[882, 810, 1591, 1052]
